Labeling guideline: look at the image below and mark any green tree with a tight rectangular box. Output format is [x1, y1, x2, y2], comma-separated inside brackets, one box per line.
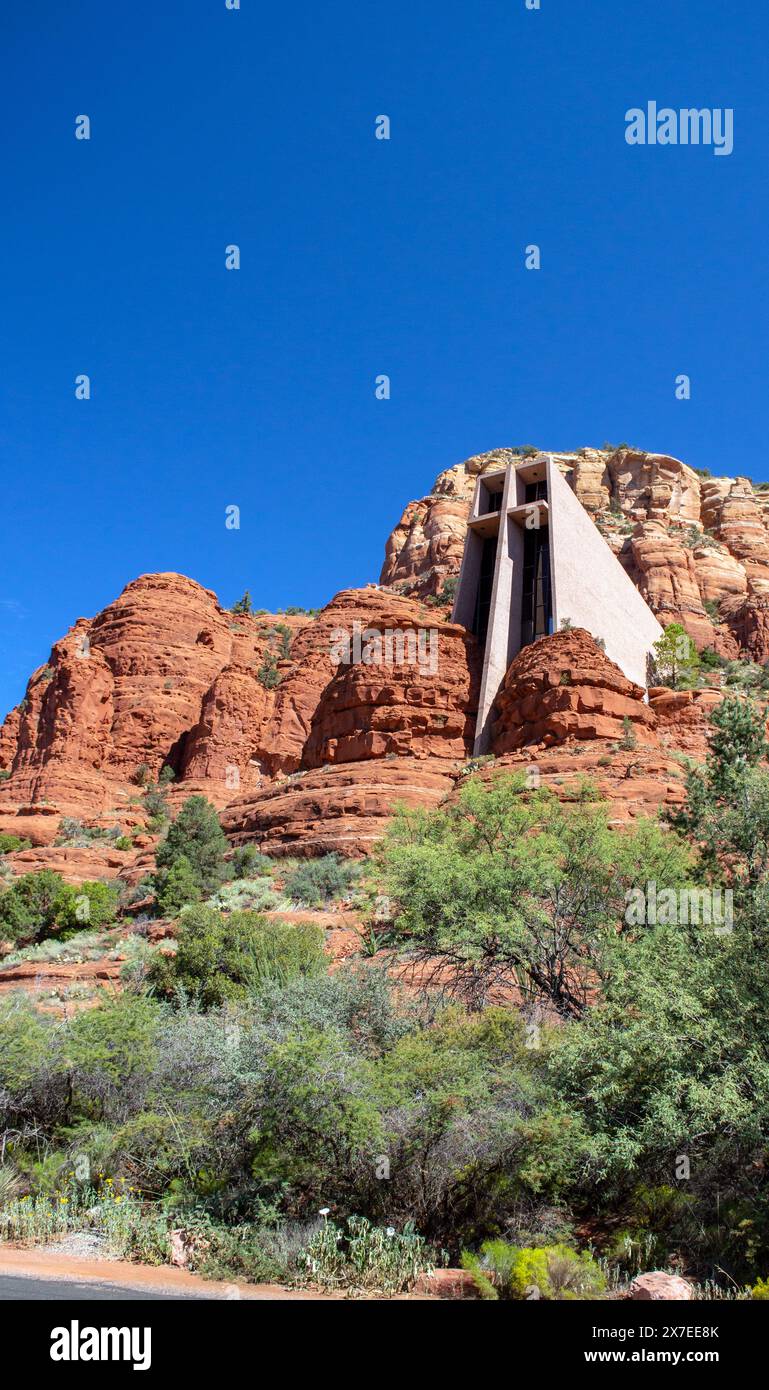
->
[652, 623, 700, 689]
[379, 774, 693, 1016]
[155, 795, 229, 900]
[156, 855, 201, 916]
[231, 591, 252, 615]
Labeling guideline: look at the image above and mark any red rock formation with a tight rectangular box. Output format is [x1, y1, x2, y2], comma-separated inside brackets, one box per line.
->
[302, 621, 479, 767]
[490, 630, 658, 753]
[221, 757, 457, 858]
[3, 441, 769, 889]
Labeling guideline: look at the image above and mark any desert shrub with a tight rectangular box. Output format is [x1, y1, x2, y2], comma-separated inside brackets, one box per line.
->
[298, 1215, 433, 1293]
[282, 854, 360, 907]
[156, 855, 201, 915]
[0, 833, 32, 854]
[257, 653, 280, 688]
[209, 878, 282, 913]
[700, 645, 725, 670]
[379, 774, 693, 1015]
[230, 845, 273, 879]
[54, 880, 120, 933]
[0, 870, 119, 946]
[462, 1240, 605, 1300]
[148, 906, 326, 1007]
[193, 1220, 295, 1284]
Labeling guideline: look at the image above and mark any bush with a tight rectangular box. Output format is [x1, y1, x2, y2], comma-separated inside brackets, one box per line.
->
[462, 1240, 605, 1300]
[298, 1215, 433, 1293]
[0, 870, 118, 946]
[148, 906, 326, 1007]
[282, 855, 360, 907]
[230, 846, 273, 879]
[208, 879, 282, 913]
[257, 653, 280, 689]
[0, 833, 32, 854]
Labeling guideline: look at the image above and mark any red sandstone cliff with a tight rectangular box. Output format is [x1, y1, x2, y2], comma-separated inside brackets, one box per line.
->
[1, 443, 766, 878]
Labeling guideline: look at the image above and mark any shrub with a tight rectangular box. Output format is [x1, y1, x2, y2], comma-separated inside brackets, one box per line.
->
[257, 653, 280, 688]
[282, 855, 360, 907]
[54, 880, 120, 933]
[653, 623, 700, 689]
[230, 845, 273, 879]
[462, 1240, 605, 1300]
[619, 716, 637, 751]
[752, 1278, 769, 1300]
[208, 879, 282, 913]
[148, 906, 326, 1007]
[0, 833, 32, 854]
[0, 870, 110, 947]
[298, 1215, 433, 1293]
[231, 592, 253, 615]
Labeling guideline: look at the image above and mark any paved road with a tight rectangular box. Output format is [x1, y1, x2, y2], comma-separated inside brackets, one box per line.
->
[0, 1275, 205, 1300]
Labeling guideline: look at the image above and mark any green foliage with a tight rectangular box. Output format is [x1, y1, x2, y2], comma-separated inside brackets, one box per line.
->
[231, 591, 253, 615]
[752, 1278, 769, 1300]
[379, 775, 693, 1015]
[619, 716, 637, 751]
[462, 1239, 605, 1300]
[55, 880, 119, 933]
[143, 780, 170, 824]
[0, 870, 117, 946]
[0, 833, 32, 854]
[155, 796, 229, 904]
[282, 854, 360, 907]
[157, 855, 202, 915]
[700, 645, 725, 670]
[208, 878, 281, 913]
[148, 905, 326, 1007]
[230, 845, 273, 879]
[256, 653, 280, 688]
[298, 1215, 433, 1293]
[653, 623, 701, 689]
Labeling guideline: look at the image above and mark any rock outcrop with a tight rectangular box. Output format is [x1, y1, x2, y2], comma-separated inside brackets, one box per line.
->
[221, 758, 457, 858]
[490, 630, 658, 753]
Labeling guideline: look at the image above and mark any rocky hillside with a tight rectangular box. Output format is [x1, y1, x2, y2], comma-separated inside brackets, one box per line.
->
[0, 444, 765, 878]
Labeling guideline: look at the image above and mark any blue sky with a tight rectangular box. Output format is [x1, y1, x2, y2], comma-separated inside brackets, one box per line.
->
[1, 0, 766, 717]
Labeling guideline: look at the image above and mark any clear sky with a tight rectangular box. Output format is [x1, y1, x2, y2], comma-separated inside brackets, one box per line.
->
[1, 0, 766, 717]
